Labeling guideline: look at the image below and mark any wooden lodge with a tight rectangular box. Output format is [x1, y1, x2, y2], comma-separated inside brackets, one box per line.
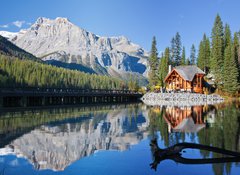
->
[164, 65, 205, 93]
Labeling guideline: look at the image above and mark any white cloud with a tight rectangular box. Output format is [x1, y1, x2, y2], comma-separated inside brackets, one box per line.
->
[12, 20, 25, 28]
[0, 24, 9, 28]
[0, 20, 31, 29]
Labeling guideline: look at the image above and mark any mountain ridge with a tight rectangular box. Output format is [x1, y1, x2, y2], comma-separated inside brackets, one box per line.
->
[0, 35, 39, 61]
[0, 17, 149, 79]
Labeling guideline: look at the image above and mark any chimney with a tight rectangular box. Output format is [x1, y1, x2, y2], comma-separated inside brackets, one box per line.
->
[168, 65, 172, 74]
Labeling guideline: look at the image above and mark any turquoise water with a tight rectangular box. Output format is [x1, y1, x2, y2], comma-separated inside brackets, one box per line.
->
[0, 103, 239, 175]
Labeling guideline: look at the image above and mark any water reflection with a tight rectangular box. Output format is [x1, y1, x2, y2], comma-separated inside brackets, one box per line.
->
[150, 138, 240, 171]
[163, 105, 206, 133]
[0, 102, 239, 175]
[0, 104, 149, 171]
[148, 101, 240, 175]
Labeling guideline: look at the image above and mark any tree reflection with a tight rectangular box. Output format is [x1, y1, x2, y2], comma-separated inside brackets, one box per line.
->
[197, 102, 240, 175]
[148, 101, 240, 175]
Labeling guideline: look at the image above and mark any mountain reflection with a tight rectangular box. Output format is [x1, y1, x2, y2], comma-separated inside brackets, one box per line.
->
[0, 104, 149, 171]
[0, 102, 239, 175]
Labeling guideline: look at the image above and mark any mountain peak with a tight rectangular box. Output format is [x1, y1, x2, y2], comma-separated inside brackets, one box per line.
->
[55, 17, 70, 23]
[35, 17, 50, 24]
[2, 17, 149, 78]
[33, 17, 71, 27]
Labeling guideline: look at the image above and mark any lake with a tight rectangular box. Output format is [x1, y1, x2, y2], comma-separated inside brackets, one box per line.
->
[0, 102, 239, 175]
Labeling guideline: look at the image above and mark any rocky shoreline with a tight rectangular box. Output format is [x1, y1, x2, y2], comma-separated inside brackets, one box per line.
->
[141, 92, 224, 106]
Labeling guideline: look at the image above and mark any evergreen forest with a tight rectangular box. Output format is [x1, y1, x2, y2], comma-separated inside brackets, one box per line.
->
[149, 14, 240, 96]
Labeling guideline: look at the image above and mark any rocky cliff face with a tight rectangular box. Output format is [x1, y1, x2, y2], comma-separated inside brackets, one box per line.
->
[0, 17, 149, 77]
[4, 107, 149, 171]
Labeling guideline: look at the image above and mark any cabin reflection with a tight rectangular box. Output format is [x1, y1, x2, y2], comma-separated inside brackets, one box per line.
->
[162, 105, 207, 133]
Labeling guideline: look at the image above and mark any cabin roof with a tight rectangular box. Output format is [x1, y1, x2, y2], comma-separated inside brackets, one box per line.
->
[165, 65, 205, 82]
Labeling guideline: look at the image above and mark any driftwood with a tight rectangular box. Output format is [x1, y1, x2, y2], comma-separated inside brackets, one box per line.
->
[150, 139, 240, 171]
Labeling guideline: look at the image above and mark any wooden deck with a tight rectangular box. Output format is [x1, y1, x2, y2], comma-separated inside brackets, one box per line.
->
[0, 87, 143, 107]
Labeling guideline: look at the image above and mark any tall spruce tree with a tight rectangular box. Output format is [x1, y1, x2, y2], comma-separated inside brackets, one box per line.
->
[158, 54, 164, 86]
[170, 37, 176, 65]
[224, 24, 232, 48]
[197, 34, 211, 72]
[158, 47, 170, 86]
[198, 40, 204, 68]
[222, 25, 239, 95]
[223, 43, 239, 95]
[233, 32, 240, 80]
[170, 32, 182, 66]
[210, 14, 224, 86]
[175, 32, 182, 66]
[204, 36, 211, 71]
[190, 44, 196, 65]
[149, 36, 158, 87]
[181, 46, 186, 65]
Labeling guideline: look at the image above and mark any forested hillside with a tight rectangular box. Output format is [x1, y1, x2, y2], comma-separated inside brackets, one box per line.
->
[0, 34, 130, 89]
[0, 54, 126, 89]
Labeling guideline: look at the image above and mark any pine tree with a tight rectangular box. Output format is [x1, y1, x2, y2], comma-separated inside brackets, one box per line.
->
[128, 75, 139, 91]
[197, 34, 211, 72]
[175, 32, 182, 66]
[190, 44, 196, 65]
[204, 36, 211, 71]
[170, 37, 176, 65]
[181, 46, 186, 65]
[210, 14, 224, 86]
[158, 54, 164, 86]
[158, 47, 170, 86]
[233, 32, 240, 80]
[170, 32, 182, 66]
[186, 58, 190, 65]
[149, 36, 158, 87]
[223, 43, 239, 95]
[222, 25, 239, 94]
[198, 40, 204, 68]
[224, 24, 232, 48]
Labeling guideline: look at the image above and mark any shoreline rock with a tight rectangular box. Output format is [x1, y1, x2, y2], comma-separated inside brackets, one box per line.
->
[141, 92, 224, 106]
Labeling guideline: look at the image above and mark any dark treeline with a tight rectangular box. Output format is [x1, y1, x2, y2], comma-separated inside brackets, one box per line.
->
[149, 14, 240, 95]
[0, 55, 127, 90]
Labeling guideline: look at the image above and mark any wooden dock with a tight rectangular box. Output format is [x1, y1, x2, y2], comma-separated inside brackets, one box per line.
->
[0, 87, 143, 107]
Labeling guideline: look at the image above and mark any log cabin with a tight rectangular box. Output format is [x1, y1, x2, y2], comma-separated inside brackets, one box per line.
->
[164, 65, 205, 93]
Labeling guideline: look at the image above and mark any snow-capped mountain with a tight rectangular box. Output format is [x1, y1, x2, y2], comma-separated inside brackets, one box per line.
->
[0, 17, 149, 77]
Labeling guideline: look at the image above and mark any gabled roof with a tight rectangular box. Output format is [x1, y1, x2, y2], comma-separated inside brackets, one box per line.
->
[165, 65, 205, 82]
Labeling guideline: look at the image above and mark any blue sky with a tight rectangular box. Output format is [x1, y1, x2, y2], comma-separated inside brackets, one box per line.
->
[1, 0, 240, 56]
